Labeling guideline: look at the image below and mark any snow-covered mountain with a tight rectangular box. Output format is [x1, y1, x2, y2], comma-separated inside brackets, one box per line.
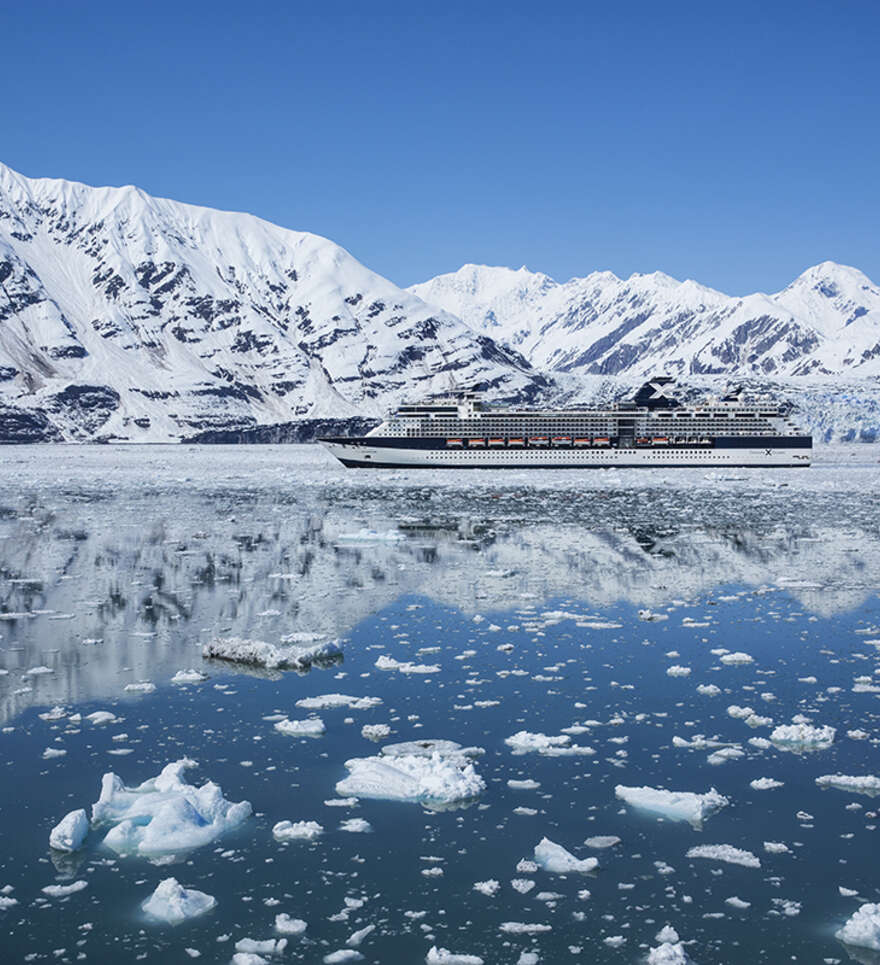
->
[409, 262, 880, 378]
[0, 163, 547, 442]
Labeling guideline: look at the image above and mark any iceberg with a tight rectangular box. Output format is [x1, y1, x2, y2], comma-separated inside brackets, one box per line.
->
[336, 748, 485, 811]
[202, 636, 342, 671]
[816, 774, 880, 797]
[90, 758, 251, 857]
[770, 722, 835, 751]
[426, 948, 485, 964]
[142, 877, 216, 924]
[837, 903, 880, 951]
[686, 844, 761, 868]
[272, 820, 323, 841]
[49, 809, 88, 853]
[615, 785, 728, 827]
[533, 837, 598, 873]
[274, 717, 325, 737]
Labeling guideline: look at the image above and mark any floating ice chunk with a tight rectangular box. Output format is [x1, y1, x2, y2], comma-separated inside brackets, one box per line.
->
[720, 652, 754, 665]
[816, 774, 880, 797]
[727, 705, 754, 720]
[124, 681, 156, 694]
[375, 655, 440, 674]
[584, 835, 620, 849]
[764, 841, 790, 853]
[25, 665, 54, 676]
[744, 714, 773, 728]
[43, 747, 66, 759]
[381, 739, 483, 764]
[346, 924, 374, 946]
[426, 947, 484, 964]
[473, 880, 500, 896]
[86, 711, 119, 725]
[142, 878, 216, 924]
[39, 706, 68, 721]
[511, 879, 535, 894]
[499, 922, 552, 934]
[837, 904, 880, 952]
[296, 694, 381, 711]
[697, 684, 720, 696]
[508, 779, 540, 790]
[726, 896, 751, 909]
[517, 954, 540, 965]
[615, 785, 728, 827]
[750, 777, 784, 790]
[274, 718, 325, 738]
[361, 724, 391, 742]
[0, 895, 18, 910]
[336, 750, 485, 811]
[42, 880, 88, 897]
[232, 954, 267, 965]
[841, 887, 860, 897]
[323, 951, 364, 963]
[203, 637, 342, 671]
[686, 845, 760, 868]
[235, 938, 288, 955]
[647, 936, 695, 964]
[667, 666, 691, 677]
[171, 669, 208, 684]
[505, 732, 570, 755]
[275, 913, 307, 934]
[91, 758, 251, 857]
[272, 820, 323, 841]
[49, 809, 88, 852]
[770, 722, 835, 751]
[604, 936, 626, 948]
[339, 818, 371, 833]
[707, 747, 744, 766]
[534, 838, 597, 873]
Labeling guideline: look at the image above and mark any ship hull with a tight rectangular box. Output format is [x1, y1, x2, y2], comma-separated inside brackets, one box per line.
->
[320, 438, 812, 469]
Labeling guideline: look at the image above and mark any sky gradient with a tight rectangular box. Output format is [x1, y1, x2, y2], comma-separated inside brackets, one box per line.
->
[4, 0, 878, 294]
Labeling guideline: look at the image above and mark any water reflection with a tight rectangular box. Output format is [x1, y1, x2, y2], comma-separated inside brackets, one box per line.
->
[1, 453, 879, 722]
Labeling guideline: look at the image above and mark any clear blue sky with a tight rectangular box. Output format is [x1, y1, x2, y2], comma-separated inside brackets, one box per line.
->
[4, 0, 878, 294]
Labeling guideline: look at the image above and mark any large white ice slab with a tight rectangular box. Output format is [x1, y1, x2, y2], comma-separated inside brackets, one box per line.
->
[770, 721, 835, 751]
[141, 877, 216, 924]
[686, 844, 761, 868]
[615, 785, 728, 827]
[816, 774, 880, 797]
[336, 748, 485, 811]
[837, 903, 880, 951]
[91, 758, 251, 857]
[426, 948, 485, 964]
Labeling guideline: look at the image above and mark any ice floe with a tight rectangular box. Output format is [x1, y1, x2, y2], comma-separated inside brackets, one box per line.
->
[42, 880, 88, 897]
[49, 809, 88, 853]
[361, 724, 391, 742]
[816, 774, 880, 796]
[91, 758, 251, 856]
[296, 694, 382, 711]
[375, 655, 440, 674]
[275, 913, 307, 935]
[533, 837, 598, 873]
[202, 636, 342, 670]
[837, 904, 880, 951]
[685, 844, 761, 868]
[473, 880, 500, 896]
[505, 731, 594, 757]
[171, 669, 208, 684]
[141, 878, 216, 924]
[272, 820, 323, 841]
[770, 721, 836, 751]
[426, 948, 484, 964]
[336, 745, 485, 811]
[750, 777, 784, 790]
[274, 717, 325, 737]
[615, 785, 728, 827]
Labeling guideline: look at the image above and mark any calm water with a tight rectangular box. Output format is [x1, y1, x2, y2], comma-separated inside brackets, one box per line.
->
[0, 445, 878, 964]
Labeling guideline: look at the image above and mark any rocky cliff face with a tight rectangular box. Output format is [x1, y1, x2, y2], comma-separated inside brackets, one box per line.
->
[0, 163, 547, 442]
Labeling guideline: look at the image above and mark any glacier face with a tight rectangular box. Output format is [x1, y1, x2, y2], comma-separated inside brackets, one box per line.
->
[0, 163, 546, 442]
[408, 262, 880, 379]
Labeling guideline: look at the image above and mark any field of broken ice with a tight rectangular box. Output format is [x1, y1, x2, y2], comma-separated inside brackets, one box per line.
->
[1, 444, 879, 965]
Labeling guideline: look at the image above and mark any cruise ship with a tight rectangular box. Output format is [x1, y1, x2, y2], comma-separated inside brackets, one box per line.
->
[320, 378, 812, 468]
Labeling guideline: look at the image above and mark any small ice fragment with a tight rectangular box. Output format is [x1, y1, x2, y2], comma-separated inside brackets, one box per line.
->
[123, 682, 156, 694]
[507, 779, 540, 790]
[171, 669, 208, 684]
[339, 818, 371, 833]
[473, 880, 500, 896]
[499, 922, 552, 934]
[347, 924, 375, 946]
[42, 880, 88, 897]
[584, 836, 620, 849]
[49, 809, 88, 852]
[275, 913, 307, 934]
[361, 724, 391, 742]
[274, 718, 325, 738]
[533, 838, 598, 873]
[815, 774, 880, 797]
[720, 652, 754, 665]
[235, 938, 288, 955]
[296, 694, 381, 711]
[323, 951, 364, 963]
[142, 878, 216, 924]
[770, 722, 835, 751]
[686, 844, 760, 868]
[272, 820, 323, 841]
[750, 778, 784, 790]
[426, 947, 484, 964]
[666, 666, 691, 677]
[763, 841, 791, 854]
[726, 896, 751, 909]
